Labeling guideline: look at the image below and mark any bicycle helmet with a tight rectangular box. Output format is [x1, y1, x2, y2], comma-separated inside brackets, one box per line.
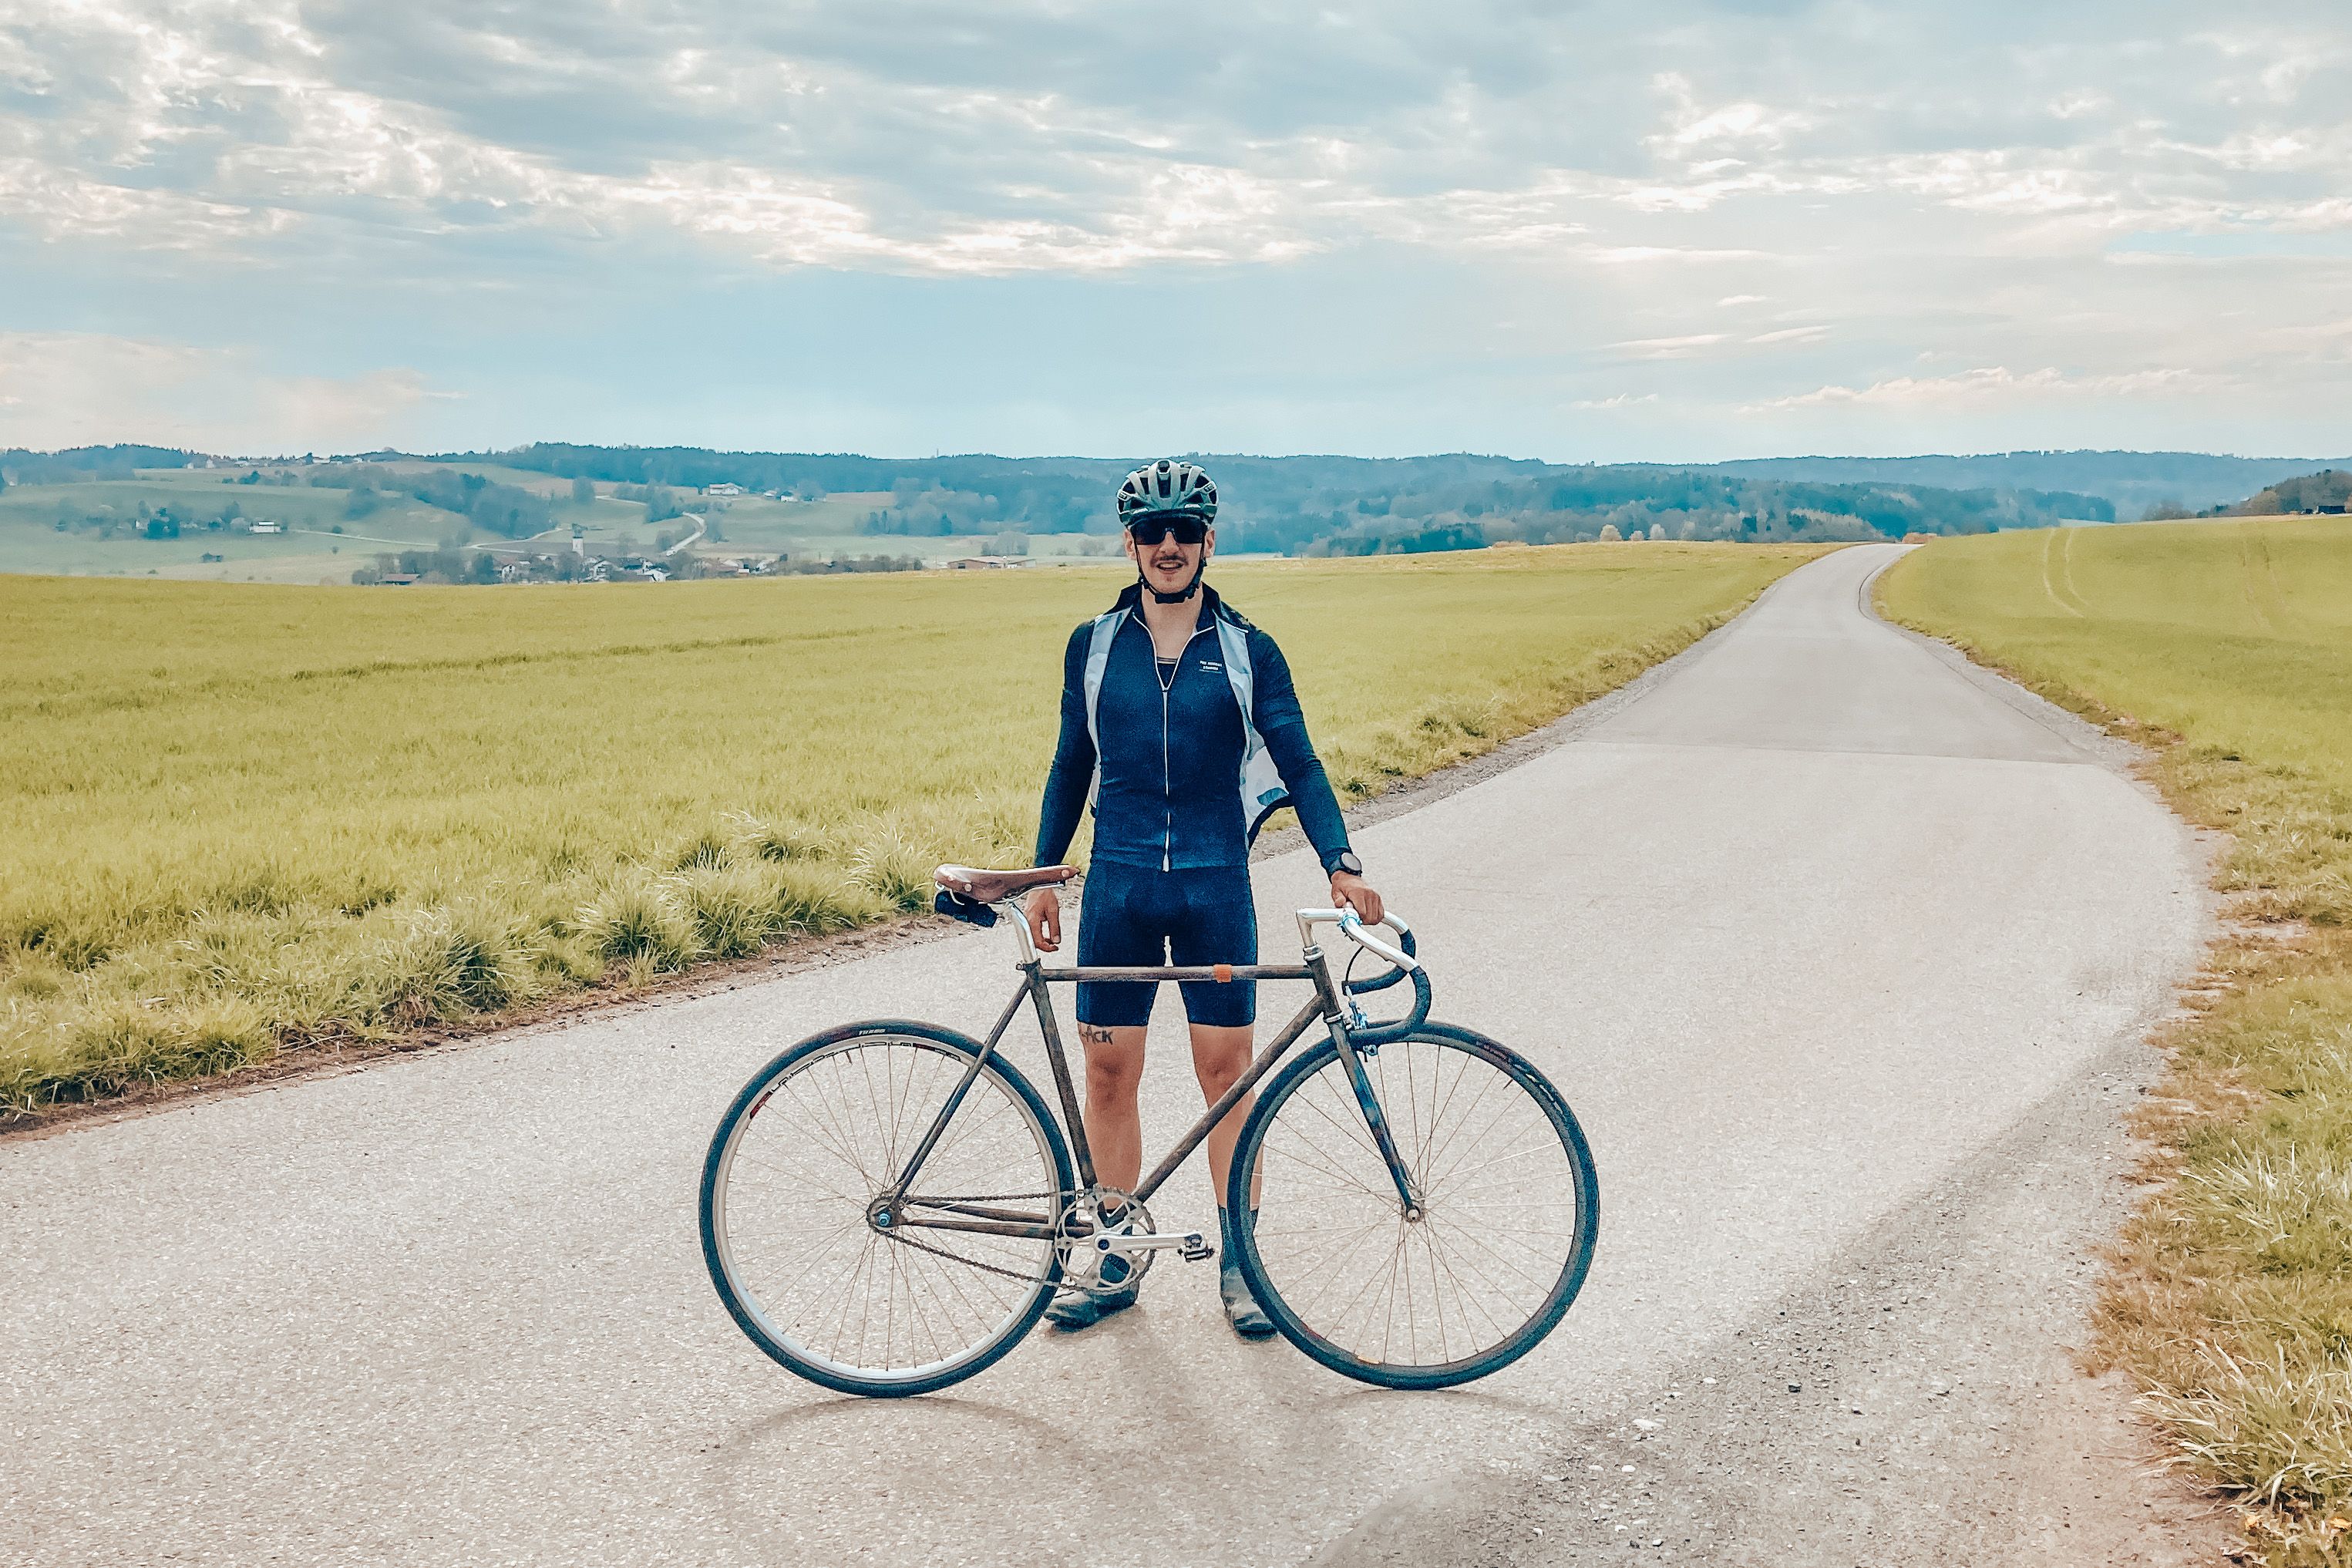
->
[1116, 459, 1217, 524]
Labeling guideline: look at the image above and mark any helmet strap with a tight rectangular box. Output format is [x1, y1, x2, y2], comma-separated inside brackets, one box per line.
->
[1138, 553, 1207, 606]
[1138, 536, 1213, 606]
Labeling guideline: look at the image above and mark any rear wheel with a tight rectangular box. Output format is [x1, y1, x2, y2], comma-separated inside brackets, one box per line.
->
[701, 1021, 1072, 1398]
[1228, 1022, 1597, 1389]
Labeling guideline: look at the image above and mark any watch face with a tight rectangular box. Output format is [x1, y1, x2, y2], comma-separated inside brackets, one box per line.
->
[1336, 853, 1363, 876]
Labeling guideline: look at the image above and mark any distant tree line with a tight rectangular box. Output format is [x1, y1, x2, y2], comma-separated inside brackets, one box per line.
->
[302, 465, 553, 538]
[2235, 468, 2352, 515]
[0, 444, 204, 483]
[429, 442, 2113, 554]
[15, 442, 2273, 564]
[47, 500, 252, 539]
[355, 547, 503, 585]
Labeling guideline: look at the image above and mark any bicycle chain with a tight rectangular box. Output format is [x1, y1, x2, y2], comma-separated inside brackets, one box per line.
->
[877, 1226, 1056, 1287]
[877, 1191, 1066, 1288]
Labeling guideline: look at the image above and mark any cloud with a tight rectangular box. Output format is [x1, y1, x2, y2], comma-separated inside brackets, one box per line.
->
[1611, 334, 1729, 359]
[2, 2, 2349, 456]
[1749, 365, 2222, 411]
[5, 2, 2348, 279]
[0, 333, 442, 452]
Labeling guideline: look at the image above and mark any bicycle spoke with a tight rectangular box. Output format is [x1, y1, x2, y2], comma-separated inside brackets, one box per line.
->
[1243, 1035, 1587, 1377]
[710, 1033, 1061, 1388]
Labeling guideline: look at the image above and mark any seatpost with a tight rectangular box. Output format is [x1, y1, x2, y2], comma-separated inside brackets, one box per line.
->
[1004, 898, 1042, 964]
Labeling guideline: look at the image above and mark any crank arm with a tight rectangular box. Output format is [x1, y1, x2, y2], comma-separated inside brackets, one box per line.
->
[1090, 1230, 1213, 1263]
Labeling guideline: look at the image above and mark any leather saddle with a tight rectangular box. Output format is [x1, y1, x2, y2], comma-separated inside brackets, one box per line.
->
[933, 864, 1074, 926]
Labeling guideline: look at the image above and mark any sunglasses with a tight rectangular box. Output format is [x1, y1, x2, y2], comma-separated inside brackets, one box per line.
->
[1126, 516, 1210, 547]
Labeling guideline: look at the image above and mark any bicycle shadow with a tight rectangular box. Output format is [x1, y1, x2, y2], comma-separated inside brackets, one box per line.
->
[1072, 1314, 1566, 1496]
[702, 1389, 1103, 1556]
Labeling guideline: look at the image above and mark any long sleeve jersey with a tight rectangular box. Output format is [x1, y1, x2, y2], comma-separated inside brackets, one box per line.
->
[1034, 584, 1354, 873]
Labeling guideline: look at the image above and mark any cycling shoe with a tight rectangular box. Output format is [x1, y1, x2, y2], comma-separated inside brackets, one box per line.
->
[1047, 1249, 1136, 1331]
[1045, 1282, 1138, 1331]
[1218, 1207, 1277, 1338]
[1220, 1261, 1275, 1338]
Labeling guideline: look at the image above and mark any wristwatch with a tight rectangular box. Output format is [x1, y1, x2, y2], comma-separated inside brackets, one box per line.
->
[1328, 850, 1364, 877]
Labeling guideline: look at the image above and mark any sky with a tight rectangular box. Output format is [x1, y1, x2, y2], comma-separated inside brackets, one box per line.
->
[1, 1, 2348, 461]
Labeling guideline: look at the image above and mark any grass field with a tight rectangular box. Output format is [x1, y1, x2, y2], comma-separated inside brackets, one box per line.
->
[0, 541, 1823, 1114]
[1880, 519, 2352, 1566]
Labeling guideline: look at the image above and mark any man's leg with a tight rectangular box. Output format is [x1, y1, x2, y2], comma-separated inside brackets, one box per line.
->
[1173, 866, 1276, 1338]
[1189, 1021, 1277, 1338]
[1077, 1024, 1148, 1192]
[1045, 1020, 1149, 1331]
[1052, 866, 1155, 1331]
[1186, 1023, 1257, 1204]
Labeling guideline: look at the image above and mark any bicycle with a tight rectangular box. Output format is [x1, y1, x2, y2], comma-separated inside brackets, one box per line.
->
[699, 863, 1599, 1398]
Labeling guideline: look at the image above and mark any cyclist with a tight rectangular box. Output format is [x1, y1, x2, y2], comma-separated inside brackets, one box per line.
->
[1025, 458, 1383, 1337]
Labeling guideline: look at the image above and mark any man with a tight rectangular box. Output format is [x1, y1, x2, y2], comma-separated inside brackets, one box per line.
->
[1025, 458, 1384, 1336]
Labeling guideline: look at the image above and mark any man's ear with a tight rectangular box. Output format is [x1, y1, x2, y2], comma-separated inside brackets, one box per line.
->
[1203, 525, 1216, 562]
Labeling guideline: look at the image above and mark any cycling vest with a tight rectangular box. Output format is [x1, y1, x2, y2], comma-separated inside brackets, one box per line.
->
[1079, 603, 1293, 845]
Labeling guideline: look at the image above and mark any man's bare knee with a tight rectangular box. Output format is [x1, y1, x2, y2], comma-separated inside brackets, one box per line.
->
[1080, 1025, 1144, 1089]
[1189, 1027, 1254, 1092]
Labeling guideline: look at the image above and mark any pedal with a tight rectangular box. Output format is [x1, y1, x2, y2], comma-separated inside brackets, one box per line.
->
[1178, 1234, 1214, 1263]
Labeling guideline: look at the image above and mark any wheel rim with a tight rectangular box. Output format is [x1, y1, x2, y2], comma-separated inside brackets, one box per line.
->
[1247, 1038, 1585, 1375]
[712, 1036, 1059, 1385]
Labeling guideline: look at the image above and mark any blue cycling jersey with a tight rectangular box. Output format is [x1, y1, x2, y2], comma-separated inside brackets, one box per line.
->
[1035, 584, 1353, 874]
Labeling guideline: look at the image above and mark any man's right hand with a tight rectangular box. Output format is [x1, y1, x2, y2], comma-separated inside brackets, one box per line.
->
[1025, 887, 1062, 952]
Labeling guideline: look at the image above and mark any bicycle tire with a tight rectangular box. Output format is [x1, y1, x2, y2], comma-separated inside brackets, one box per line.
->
[700, 1019, 1074, 1398]
[1227, 1021, 1598, 1390]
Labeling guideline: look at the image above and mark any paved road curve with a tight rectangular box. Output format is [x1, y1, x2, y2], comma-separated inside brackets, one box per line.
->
[3, 546, 2212, 1566]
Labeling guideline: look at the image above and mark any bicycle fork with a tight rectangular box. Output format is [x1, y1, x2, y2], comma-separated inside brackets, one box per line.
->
[1332, 1028, 1425, 1217]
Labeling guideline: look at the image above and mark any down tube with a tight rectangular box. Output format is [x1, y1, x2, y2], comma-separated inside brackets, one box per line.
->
[1132, 996, 1328, 1204]
[887, 980, 1032, 1199]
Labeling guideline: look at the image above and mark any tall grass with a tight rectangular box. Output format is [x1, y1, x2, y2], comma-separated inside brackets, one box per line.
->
[1880, 518, 2352, 1566]
[0, 543, 1820, 1113]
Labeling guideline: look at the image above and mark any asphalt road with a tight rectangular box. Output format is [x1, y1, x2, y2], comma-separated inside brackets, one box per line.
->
[2, 544, 2216, 1567]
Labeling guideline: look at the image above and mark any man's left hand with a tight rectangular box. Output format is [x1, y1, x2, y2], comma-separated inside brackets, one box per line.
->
[1330, 870, 1384, 927]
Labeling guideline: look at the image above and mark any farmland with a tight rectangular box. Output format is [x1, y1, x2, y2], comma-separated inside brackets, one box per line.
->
[1879, 519, 2352, 1560]
[0, 461, 1115, 586]
[0, 541, 1823, 1112]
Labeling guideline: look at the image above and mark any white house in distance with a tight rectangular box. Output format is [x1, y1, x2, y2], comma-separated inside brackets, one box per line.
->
[248, 520, 283, 534]
[705, 482, 745, 496]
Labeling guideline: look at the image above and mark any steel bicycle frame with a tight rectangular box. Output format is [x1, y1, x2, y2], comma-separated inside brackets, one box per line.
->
[877, 908, 1420, 1243]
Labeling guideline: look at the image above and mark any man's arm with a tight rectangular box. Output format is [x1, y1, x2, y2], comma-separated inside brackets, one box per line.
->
[1248, 630, 1353, 871]
[1034, 625, 1095, 869]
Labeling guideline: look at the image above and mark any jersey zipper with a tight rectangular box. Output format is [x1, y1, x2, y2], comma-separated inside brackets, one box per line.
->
[1158, 621, 1213, 872]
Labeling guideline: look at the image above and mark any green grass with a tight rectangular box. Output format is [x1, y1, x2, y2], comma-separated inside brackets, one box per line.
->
[0, 541, 1823, 1114]
[1879, 518, 2352, 1565]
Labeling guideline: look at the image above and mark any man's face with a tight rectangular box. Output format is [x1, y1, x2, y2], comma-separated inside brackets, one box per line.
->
[1125, 520, 1213, 597]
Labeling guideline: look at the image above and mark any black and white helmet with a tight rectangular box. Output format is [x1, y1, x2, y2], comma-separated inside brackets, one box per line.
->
[1116, 459, 1217, 524]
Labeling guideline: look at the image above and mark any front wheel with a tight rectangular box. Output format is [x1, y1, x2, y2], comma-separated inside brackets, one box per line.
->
[1228, 1022, 1598, 1389]
[700, 1020, 1073, 1398]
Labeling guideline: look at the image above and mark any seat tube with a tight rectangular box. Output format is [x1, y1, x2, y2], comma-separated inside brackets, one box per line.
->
[1028, 963, 1099, 1189]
